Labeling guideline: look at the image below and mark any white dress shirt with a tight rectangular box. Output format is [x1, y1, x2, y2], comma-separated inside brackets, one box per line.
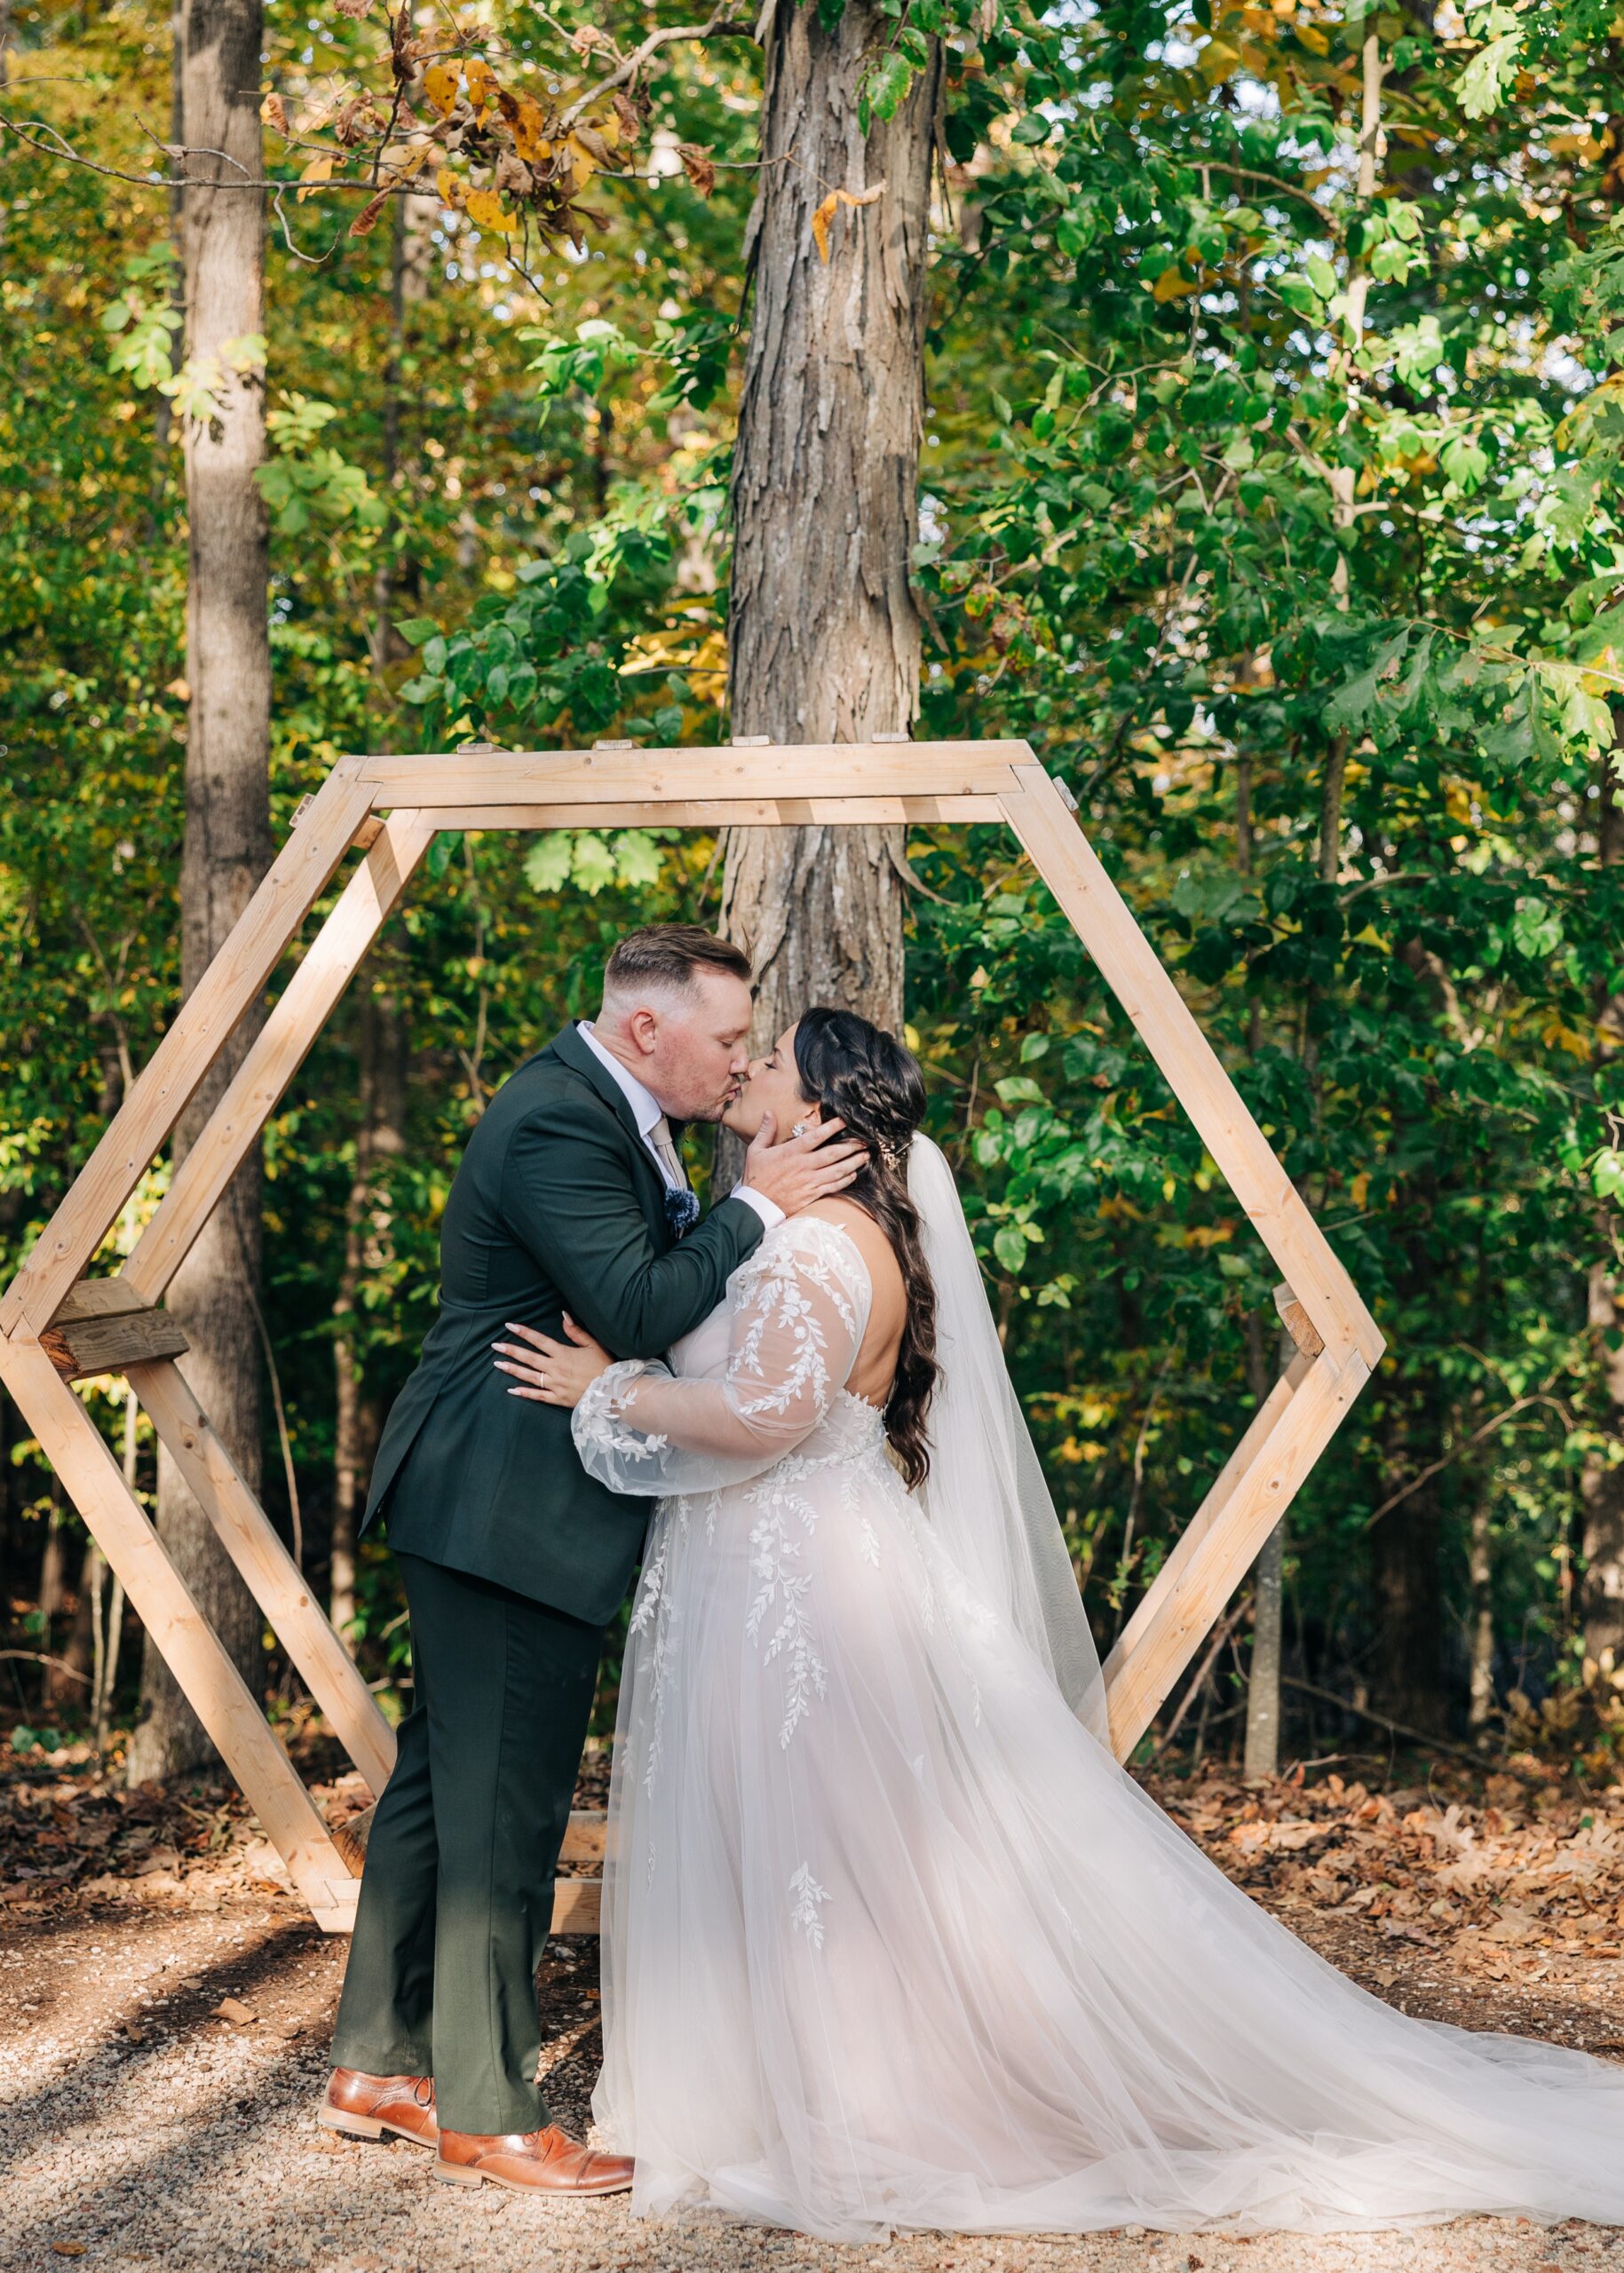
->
[576, 1022, 783, 1232]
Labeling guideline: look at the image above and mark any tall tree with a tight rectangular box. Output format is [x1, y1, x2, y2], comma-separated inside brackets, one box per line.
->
[127, 0, 272, 1781]
[717, 0, 942, 1044]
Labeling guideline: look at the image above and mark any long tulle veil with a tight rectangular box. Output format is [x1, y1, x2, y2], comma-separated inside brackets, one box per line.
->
[907, 1132, 1111, 1746]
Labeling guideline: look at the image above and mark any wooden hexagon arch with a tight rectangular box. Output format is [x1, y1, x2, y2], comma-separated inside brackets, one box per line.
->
[0, 740, 1383, 1934]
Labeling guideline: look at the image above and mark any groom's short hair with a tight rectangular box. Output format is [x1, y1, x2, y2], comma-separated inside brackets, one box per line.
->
[603, 924, 752, 1005]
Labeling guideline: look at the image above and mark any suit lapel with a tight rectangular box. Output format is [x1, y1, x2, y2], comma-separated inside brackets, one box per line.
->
[544, 1022, 670, 1224]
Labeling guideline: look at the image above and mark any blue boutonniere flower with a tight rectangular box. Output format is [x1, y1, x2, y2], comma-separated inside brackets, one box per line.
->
[663, 1185, 701, 1240]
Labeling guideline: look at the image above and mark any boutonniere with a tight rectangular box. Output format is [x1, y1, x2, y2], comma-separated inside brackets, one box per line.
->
[663, 1185, 701, 1240]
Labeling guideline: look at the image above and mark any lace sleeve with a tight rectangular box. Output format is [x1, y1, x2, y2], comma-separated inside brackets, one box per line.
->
[571, 1216, 872, 1496]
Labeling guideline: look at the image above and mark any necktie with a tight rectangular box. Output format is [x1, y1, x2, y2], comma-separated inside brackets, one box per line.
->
[650, 1115, 685, 1190]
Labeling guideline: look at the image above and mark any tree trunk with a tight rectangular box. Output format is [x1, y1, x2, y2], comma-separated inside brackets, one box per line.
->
[369, 188, 435, 678]
[1242, 1310, 1287, 1778]
[330, 991, 409, 1643]
[1580, 729, 1624, 1683]
[1371, 1382, 1448, 1732]
[717, 0, 940, 1056]
[128, 0, 272, 1784]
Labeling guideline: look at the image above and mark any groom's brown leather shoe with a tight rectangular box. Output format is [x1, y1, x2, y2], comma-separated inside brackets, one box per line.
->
[434, 2125, 635, 2194]
[320, 2067, 438, 2148]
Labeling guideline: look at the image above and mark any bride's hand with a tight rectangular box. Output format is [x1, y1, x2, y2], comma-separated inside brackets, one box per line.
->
[492, 1313, 614, 1408]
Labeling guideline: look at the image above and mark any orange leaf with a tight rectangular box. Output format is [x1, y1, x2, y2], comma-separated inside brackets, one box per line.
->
[512, 95, 551, 163]
[678, 141, 716, 195]
[463, 57, 499, 115]
[260, 91, 289, 135]
[435, 164, 463, 210]
[810, 179, 885, 263]
[350, 186, 391, 237]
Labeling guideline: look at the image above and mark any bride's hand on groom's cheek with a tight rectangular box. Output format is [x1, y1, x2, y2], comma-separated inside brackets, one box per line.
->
[492, 1313, 613, 1407]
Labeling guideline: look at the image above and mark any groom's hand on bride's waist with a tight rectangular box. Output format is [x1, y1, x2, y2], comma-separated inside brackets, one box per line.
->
[741, 1113, 867, 1217]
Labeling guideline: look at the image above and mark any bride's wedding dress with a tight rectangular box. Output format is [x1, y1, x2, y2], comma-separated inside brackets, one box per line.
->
[570, 1137, 1624, 2241]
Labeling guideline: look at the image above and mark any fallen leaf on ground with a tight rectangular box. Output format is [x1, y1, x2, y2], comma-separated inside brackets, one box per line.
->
[210, 1996, 257, 2025]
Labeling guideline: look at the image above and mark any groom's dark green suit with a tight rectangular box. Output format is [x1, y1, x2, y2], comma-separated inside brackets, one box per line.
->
[330, 1020, 764, 2134]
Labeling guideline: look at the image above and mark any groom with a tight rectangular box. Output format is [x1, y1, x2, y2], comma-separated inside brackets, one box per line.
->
[322, 924, 862, 2194]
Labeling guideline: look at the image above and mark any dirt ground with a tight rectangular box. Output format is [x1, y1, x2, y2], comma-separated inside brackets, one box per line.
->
[6, 1747, 1624, 2273]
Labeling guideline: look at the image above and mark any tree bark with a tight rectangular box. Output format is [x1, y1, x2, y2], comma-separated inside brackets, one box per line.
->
[1242, 1310, 1287, 1777]
[330, 991, 409, 1643]
[128, 0, 272, 1784]
[1580, 730, 1624, 1682]
[369, 188, 435, 677]
[717, 0, 940, 1056]
[1371, 1378, 1448, 1731]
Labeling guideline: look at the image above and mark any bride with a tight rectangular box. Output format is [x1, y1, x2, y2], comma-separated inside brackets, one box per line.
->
[492, 1005, 1624, 2242]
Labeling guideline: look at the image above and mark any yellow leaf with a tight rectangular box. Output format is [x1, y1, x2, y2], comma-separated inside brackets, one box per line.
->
[1542, 1018, 1593, 1061]
[435, 165, 463, 210]
[810, 179, 886, 263]
[464, 186, 517, 234]
[424, 61, 460, 115]
[1350, 1171, 1371, 1208]
[464, 57, 499, 115]
[1295, 20, 1329, 48]
[296, 154, 336, 202]
[513, 96, 551, 163]
[565, 131, 602, 185]
[1152, 265, 1200, 301]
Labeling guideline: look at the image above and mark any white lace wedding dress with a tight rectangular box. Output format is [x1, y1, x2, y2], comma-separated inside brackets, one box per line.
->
[571, 1145, 1624, 2242]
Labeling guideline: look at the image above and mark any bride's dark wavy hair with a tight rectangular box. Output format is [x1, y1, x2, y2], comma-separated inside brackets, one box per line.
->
[791, 1007, 939, 1489]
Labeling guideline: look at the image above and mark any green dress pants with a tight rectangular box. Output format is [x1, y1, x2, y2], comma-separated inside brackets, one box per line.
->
[329, 1550, 606, 2135]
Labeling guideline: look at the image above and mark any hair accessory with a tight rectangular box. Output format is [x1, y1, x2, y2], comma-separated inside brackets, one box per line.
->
[878, 1136, 906, 1176]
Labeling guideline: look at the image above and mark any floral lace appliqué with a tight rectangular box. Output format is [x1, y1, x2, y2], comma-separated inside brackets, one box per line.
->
[788, 1862, 830, 1949]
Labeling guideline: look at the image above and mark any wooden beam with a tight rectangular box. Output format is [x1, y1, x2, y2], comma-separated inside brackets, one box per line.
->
[1273, 1280, 1326, 1358]
[128, 1356, 397, 1798]
[360, 741, 1029, 808]
[0, 758, 376, 1338]
[51, 1279, 150, 1324]
[124, 811, 440, 1305]
[423, 796, 1006, 831]
[1108, 1352, 1311, 1684]
[42, 1304, 189, 1383]
[999, 770, 1385, 1374]
[551, 1881, 601, 1935]
[1103, 1351, 1370, 1757]
[0, 1335, 358, 1931]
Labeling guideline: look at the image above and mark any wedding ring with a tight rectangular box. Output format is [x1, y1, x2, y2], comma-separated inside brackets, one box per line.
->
[791, 1121, 807, 1137]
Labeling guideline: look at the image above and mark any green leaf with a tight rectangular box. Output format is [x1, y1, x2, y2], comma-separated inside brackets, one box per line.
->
[993, 1223, 1029, 1274]
[524, 834, 574, 893]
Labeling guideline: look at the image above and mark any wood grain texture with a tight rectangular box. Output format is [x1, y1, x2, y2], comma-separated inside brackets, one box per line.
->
[1105, 1354, 1371, 1757]
[0, 757, 372, 1337]
[0, 1334, 356, 1928]
[1000, 769, 1385, 1372]
[129, 1356, 397, 1797]
[42, 1306, 191, 1382]
[124, 811, 439, 1304]
[359, 743, 1026, 805]
[421, 796, 1004, 830]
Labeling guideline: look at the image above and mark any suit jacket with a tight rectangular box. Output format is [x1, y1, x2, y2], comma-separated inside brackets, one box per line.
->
[362, 1020, 765, 1624]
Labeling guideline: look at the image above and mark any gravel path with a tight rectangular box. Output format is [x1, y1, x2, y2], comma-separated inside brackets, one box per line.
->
[4, 1881, 1624, 2273]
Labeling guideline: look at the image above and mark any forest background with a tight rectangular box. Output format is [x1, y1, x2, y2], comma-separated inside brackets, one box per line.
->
[3, 0, 1624, 1795]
